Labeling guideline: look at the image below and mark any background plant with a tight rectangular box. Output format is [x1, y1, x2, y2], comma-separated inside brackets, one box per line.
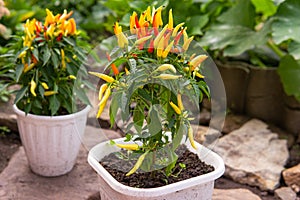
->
[9, 9, 90, 115]
[198, 0, 300, 101]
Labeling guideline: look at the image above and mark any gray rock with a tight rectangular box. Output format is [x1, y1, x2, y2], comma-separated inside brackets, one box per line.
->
[213, 188, 261, 200]
[283, 163, 300, 193]
[275, 187, 297, 200]
[213, 119, 289, 191]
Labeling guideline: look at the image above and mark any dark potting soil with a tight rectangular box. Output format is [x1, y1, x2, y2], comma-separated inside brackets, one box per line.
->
[100, 145, 214, 188]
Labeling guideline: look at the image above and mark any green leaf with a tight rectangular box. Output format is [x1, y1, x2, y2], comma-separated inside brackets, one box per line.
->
[74, 86, 91, 106]
[251, 0, 277, 18]
[133, 102, 145, 134]
[200, 22, 271, 56]
[32, 48, 39, 62]
[63, 37, 75, 46]
[218, 0, 255, 28]
[51, 49, 59, 69]
[14, 86, 27, 104]
[272, 0, 300, 44]
[42, 47, 51, 66]
[109, 92, 121, 126]
[288, 41, 300, 60]
[49, 95, 60, 116]
[147, 106, 162, 136]
[172, 121, 186, 150]
[277, 55, 300, 101]
[186, 14, 209, 35]
[15, 64, 24, 82]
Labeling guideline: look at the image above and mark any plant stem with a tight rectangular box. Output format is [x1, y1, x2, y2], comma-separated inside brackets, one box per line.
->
[267, 39, 285, 59]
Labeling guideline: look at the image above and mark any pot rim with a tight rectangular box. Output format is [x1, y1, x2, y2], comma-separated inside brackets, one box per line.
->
[13, 104, 91, 121]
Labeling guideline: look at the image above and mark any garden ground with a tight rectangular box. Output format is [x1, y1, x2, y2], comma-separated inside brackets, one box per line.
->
[0, 99, 299, 199]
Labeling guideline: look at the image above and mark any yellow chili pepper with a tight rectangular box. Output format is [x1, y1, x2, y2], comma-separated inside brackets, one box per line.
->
[170, 101, 181, 115]
[18, 51, 27, 58]
[89, 72, 115, 83]
[168, 9, 173, 30]
[172, 22, 185, 37]
[153, 25, 167, 48]
[125, 67, 130, 75]
[61, 49, 66, 68]
[24, 63, 35, 73]
[162, 40, 174, 59]
[156, 37, 164, 58]
[195, 72, 205, 79]
[183, 36, 194, 52]
[126, 151, 148, 176]
[135, 35, 152, 45]
[188, 125, 197, 149]
[177, 93, 184, 111]
[156, 64, 176, 73]
[152, 6, 163, 28]
[98, 84, 108, 100]
[190, 55, 208, 71]
[97, 87, 111, 118]
[154, 74, 182, 80]
[68, 75, 76, 80]
[113, 22, 128, 48]
[129, 11, 138, 34]
[45, 9, 55, 27]
[30, 79, 37, 97]
[41, 82, 49, 90]
[44, 91, 58, 96]
[46, 24, 55, 38]
[116, 143, 139, 151]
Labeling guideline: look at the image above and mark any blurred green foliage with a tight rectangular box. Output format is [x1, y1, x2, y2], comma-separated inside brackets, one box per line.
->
[1, 0, 299, 101]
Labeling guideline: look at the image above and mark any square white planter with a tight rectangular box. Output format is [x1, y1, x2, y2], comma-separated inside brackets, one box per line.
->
[88, 137, 225, 200]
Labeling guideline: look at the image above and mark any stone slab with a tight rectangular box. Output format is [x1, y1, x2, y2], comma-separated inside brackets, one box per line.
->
[0, 126, 122, 200]
[0, 146, 99, 200]
[213, 188, 261, 200]
[213, 119, 289, 191]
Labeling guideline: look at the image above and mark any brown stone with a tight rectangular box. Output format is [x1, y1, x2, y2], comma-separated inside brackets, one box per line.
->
[275, 187, 297, 200]
[222, 114, 250, 134]
[283, 163, 300, 193]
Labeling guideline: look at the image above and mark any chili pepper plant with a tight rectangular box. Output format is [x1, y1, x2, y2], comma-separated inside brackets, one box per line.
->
[90, 6, 211, 176]
[11, 9, 90, 116]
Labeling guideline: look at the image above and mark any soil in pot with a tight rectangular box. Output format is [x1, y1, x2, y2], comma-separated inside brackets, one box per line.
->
[100, 145, 214, 188]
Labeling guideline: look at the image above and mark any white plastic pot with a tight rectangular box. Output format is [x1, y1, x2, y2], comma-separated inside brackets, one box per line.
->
[13, 105, 90, 177]
[88, 137, 225, 200]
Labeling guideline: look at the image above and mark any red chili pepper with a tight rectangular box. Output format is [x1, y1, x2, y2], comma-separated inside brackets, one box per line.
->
[148, 39, 154, 53]
[56, 33, 63, 41]
[174, 29, 184, 45]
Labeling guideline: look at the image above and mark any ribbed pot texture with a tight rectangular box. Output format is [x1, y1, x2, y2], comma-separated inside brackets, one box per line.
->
[13, 105, 90, 177]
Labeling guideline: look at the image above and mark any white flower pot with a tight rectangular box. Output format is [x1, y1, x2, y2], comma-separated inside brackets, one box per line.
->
[13, 105, 90, 177]
[88, 137, 225, 200]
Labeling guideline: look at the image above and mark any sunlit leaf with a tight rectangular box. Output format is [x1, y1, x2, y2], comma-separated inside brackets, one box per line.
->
[251, 0, 277, 18]
[272, 0, 300, 44]
[288, 41, 300, 60]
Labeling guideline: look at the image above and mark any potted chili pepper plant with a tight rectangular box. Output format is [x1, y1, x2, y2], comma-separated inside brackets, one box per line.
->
[9, 9, 91, 177]
[87, 6, 225, 200]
